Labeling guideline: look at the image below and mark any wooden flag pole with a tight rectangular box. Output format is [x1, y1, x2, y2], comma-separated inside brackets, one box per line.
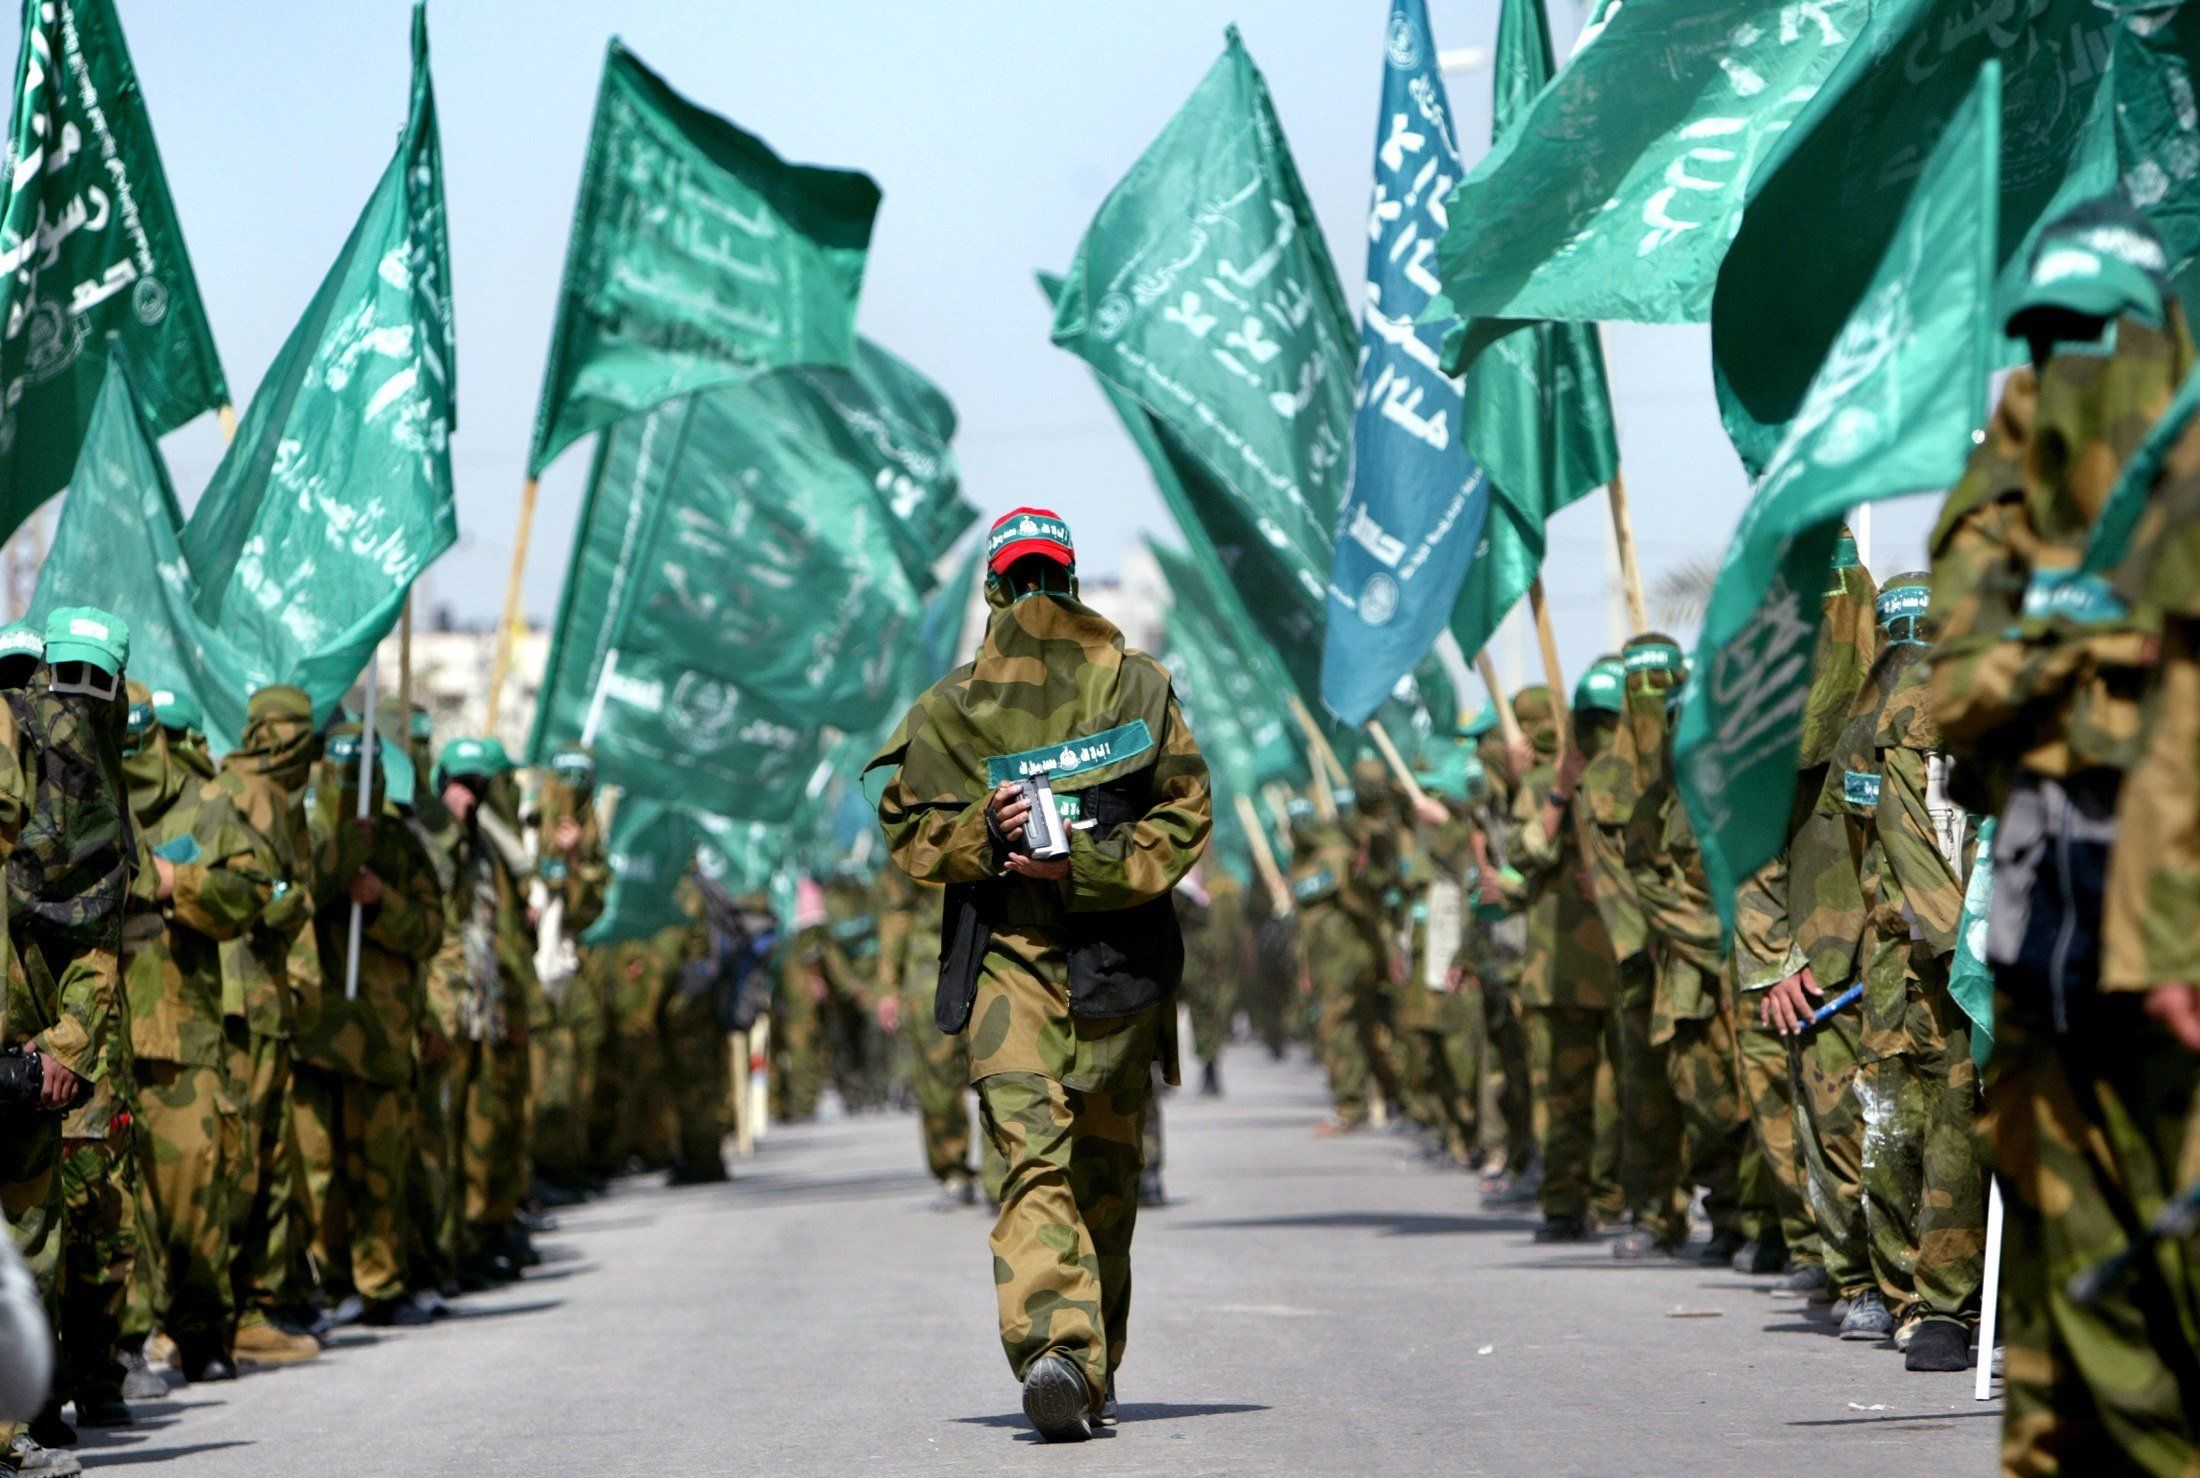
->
[1262, 782, 1293, 839]
[1235, 793, 1293, 918]
[485, 476, 541, 734]
[217, 404, 238, 444]
[1285, 694, 1346, 818]
[398, 593, 415, 721]
[1474, 650, 1525, 754]
[1529, 577, 1574, 756]
[1365, 720, 1438, 818]
[1606, 467, 1650, 636]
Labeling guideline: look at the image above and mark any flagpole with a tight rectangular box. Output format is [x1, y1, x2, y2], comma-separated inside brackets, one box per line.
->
[1235, 794, 1293, 918]
[486, 476, 540, 735]
[1475, 650, 1525, 755]
[1365, 720, 1439, 817]
[1286, 694, 1347, 818]
[1591, 328, 1650, 636]
[1529, 577, 1573, 755]
[398, 593, 414, 721]
[217, 403, 237, 444]
[344, 645, 379, 1002]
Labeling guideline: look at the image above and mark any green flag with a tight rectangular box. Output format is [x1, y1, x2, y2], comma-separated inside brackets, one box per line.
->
[1050, 30, 1354, 707]
[1148, 538, 1304, 795]
[587, 800, 791, 945]
[1440, 0, 1619, 664]
[0, 0, 226, 537]
[607, 380, 923, 734]
[528, 39, 881, 476]
[30, 359, 266, 746]
[1428, 0, 1861, 326]
[526, 400, 829, 822]
[1712, 0, 2193, 472]
[1675, 62, 2000, 920]
[180, 1, 455, 720]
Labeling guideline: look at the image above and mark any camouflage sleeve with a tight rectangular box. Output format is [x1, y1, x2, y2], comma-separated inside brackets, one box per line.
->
[367, 845, 446, 966]
[563, 834, 611, 935]
[1874, 747, 1964, 959]
[875, 903, 911, 999]
[880, 785, 998, 887]
[426, 889, 466, 1039]
[39, 951, 120, 1085]
[1065, 693, 1212, 914]
[0, 706, 28, 862]
[1578, 799, 1650, 964]
[2103, 615, 2200, 990]
[169, 846, 277, 944]
[1731, 853, 1802, 992]
[1509, 775, 1563, 888]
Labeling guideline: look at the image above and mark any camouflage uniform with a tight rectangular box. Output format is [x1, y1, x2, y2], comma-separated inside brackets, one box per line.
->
[1504, 687, 1623, 1229]
[660, 883, 732, 1181]
[211, 687, 321, 1338]
[291, 730, 445, 1311]
[523, 757, 609, 1191]
[871, 585, 1210, 1407]
[122, 699, 276, 1369]
[426, 760, 540, 1264]
[1931, 242, 2200, 1466]
[1181, 870, 1248, 1094]
[588, 934, 678, 1175]
[1395, 810, 1479, 1164]
[880, 870, 1001, 1199]
[1466, 737, 1535, 1175]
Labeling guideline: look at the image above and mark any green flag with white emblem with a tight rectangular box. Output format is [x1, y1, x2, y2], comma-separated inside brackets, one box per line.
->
[1675, 62, 2001, 921]
[180, 1, 455, 720]
[1050, 30, 1353, 710]
[528, 39, 881, 476]
[0, 0, 226, 539]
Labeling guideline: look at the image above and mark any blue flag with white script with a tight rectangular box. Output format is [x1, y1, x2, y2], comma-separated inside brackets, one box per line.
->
[1320, 0, 1490, 726]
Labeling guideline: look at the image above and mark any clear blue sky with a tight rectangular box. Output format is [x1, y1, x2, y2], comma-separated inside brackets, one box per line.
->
[121, 0, 1943, 687]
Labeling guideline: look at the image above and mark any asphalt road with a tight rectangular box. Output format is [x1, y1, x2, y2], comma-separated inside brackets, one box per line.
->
[77, 1048, 1998, 1475]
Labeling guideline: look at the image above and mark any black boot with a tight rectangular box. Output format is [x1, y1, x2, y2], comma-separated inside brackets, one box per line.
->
[1199, 1061, 1221, 1097]
[27, 1400, 74, 1449]
[1904, 1317, 1972, 1371]
[1021, 1353, 1092, 1443]
[72, 1393, 130, 1429]
[1698, 1229, 1748, 1266]
[1532, 1215, 1588, 1243]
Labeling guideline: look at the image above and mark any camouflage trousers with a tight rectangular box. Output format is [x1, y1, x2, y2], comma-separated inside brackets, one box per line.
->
[528, 1023, 584, 1186]
[1732, 1008, 1823, 1269]
[1982, 992, 2200, 1474]
[227, 1027, 306, 1327]
[408, 1046, 458, 1291]
[56, 1135, 137, 1405]
[1614, 963, 1691, 1244]
[662, 990, 730, 1179]
[1314, 967, 1404, 1126]
[772, 982, 823, 1122]
[133, 1061, 238, 1360]
[977, 1068, 1149, 1403]
[1402, 1023, 1479, 1165]
[908, 1001, 974, 1183]
[1529, 1004, 1609, 1223]
[449, 1034, 530, 1245]
[293, 1065, 412, 1305]
[0, 1117, 61, 1459]
[1476, 979, 1535, 1173]
[1184, 966, 1237, 1077]
[1662, 1006, 1756, 1245]
[1857, 999, 1985, 1325]
[592, 1025, 675, 1174]
[1240, 916, 1296, 1060]
[1792, 1009, 1872, 1300]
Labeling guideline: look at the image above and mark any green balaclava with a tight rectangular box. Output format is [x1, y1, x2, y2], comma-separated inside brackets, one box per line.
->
[122, 679, 191, 833]
[226, 685, 320, 797]
[324, 723, 389, 816]
[1799, 531, 1879, 771]
[1572, 656, 1625, 758]
[10, 610, 134, 940]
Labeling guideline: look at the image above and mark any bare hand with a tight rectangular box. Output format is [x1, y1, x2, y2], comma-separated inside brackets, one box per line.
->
[554, 818, 582, 853]
[875, 995, 902, 1034]
[988, 781, 1030, 849]
[443, 783, 477, 825]
[1478, 871, 1503, 909]
[1006, 852, 1069, 881]
[1387, 954, 1407, 986]
[1443, 965, 1466, 993]
[1506, 737, 1532, 780]
[1760, 966, 1824, 1037]
[153, 857, 175, 902]
[39, 1055, 81, 1112]
[1556, 746, 1589, 793]
[2145, 983, 2200, 1053]
[348, 869, 385, 907]
[806, 969, 828, 1005]
[1413, 797, 1448, 827]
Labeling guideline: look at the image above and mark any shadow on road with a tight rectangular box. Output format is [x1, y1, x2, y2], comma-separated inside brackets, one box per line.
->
[441, 1297, 565, 1321]
[79, 1439, 253, 1468]
[1181, 1210, 1536, 1237]
[955, 1401, 1269, 1431]
[1786, 1409, 1999, 1428]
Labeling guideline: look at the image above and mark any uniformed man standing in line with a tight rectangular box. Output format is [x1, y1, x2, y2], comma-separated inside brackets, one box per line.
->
[868, 509, 1209, 1443]
[523, 744, 608, 1205]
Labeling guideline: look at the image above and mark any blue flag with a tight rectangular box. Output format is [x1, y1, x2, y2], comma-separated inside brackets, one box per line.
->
[1320, 0, 1490, 726]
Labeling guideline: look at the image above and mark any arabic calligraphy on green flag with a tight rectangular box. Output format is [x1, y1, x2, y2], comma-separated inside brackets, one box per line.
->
[1676, 62, 2001, 921]
[1049, 30, 1353, 710]
[180, 0, 455, 722]
[0, 0, 226, 538]
[528, 39, 881, 476]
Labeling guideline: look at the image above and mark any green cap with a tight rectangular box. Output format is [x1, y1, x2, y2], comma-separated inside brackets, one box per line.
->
[436, 736, 513, 783]
[329, 724, 418, 807]
[548, 745, 596, 783]
[1621, 636, 1684, 677]
[2007, 196, 2169, 336]
[1574, 658, 1626, 715]
[151, 687, 203, 733]
[43, 607, 128, 676]
[125, 696, 155, 738]
[1876, 573, 1934, 646]
[0, 622, 42, 662]
[409, 708, 434, 741]
[1459, 700, 1498, 740]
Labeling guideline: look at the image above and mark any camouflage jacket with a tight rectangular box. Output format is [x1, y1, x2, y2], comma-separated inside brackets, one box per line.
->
[1578, 748, 1652, 966]
[1509, 761, 1619, 1012]
[1860, 662, 1968, 1061]
[128, 770, 281, 1068]
[428, 799, 538, 1045]
[211, 767, 314, 1039]
[1929, 317, 2192, 813]
[871, 592, 1210, 1088]
[294, 805, 445, 1085]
